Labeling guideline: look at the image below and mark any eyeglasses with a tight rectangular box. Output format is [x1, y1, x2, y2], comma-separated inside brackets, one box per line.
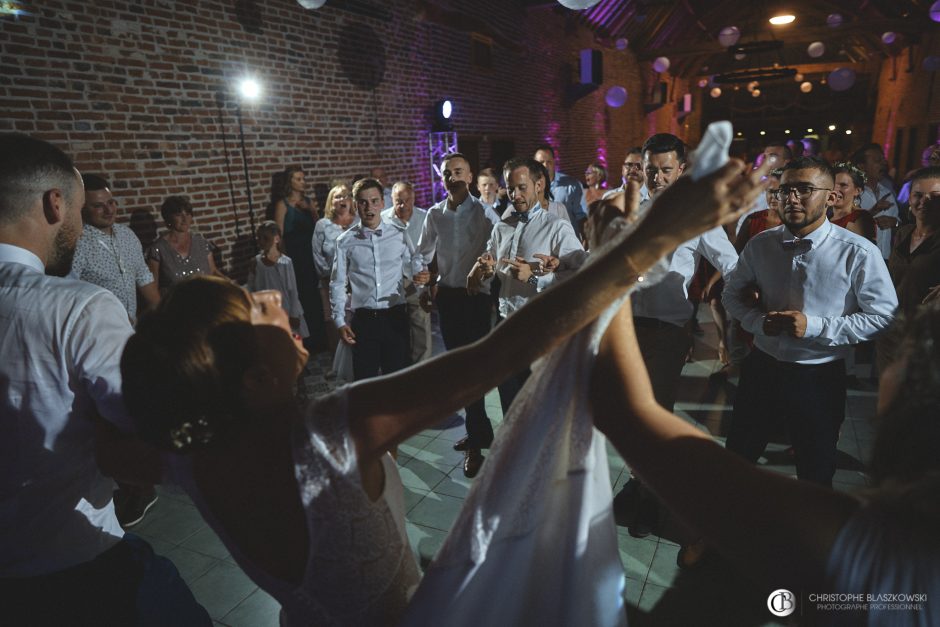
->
[770, 184, 833, 200]
[623, 162, 643, 170]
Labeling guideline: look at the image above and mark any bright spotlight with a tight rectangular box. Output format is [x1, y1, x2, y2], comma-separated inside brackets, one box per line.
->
[760, 130, 767, 136]
[238, 78, 262, 101]
[769, 14, 795, 25]
[807, 128, 814, 133]
[828, 124, 837, 131]
[785, 129, 791, 134]
[845, 129, 853, 135]
[441, 100, 452, 119]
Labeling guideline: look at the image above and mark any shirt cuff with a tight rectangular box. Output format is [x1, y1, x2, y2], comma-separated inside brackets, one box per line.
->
[535, 274, 555, 291]
[333, 315, 347, 329]
[803, 314, 824, 339]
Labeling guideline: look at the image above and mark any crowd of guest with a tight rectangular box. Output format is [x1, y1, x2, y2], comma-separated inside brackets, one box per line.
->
[1, 126, 938, 626]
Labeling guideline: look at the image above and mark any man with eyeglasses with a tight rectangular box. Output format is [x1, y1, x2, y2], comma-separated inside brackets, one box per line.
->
[723, 156, 897, 487]
[603, 147, 649, 203]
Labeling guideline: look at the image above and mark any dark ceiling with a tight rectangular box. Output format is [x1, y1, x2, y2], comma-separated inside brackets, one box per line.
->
[545, 0, 940, 78]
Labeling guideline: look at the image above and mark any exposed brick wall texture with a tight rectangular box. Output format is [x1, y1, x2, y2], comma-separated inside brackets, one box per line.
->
[0, 0, 701, 279]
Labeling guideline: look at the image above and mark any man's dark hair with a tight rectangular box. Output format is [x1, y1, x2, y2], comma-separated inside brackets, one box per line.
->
[0, 133, 78, 225]
[765, 140, 793, 161]
[642, 133, 686, 162]
[81, 174, 110, 192]
[783, 156, 835, 183]
[440, 152, 470, 167]
[911, 165, 940, 185]
[503, 157, 544, 185]
[351, 177, 383, 200]
[533, 144, 557, 158]
[626, 146, 643, 158]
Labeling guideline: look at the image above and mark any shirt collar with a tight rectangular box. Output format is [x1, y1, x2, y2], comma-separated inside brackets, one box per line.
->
[0, 243, 45, 273]
[780, 217, 831, 248]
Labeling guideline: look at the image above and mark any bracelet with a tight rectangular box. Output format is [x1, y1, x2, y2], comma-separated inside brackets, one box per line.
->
[526, 274, 538, 286]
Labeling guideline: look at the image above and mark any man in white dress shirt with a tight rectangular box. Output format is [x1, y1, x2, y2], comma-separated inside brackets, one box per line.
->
[0, 134, 208, 625]
[723, 156, 897, 486]
[331, 178, 428, 381]
[468, 157, 587, 414]
[381, 181, 431, 364]
[614, 133, 740, 538]
[371, 166, 394, 208]
[416, 152, 499, 478]
[603, 147, 650, 204]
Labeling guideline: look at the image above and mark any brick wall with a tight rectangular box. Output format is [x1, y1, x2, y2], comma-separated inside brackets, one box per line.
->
[0, 0, 700, 279]
[872, 32, 940, 178]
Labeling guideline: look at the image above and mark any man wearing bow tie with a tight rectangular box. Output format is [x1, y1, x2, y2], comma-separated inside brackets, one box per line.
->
[723, 156, 897, 486]
[331, 178, 429, 381]
[468, 157, 587, 413]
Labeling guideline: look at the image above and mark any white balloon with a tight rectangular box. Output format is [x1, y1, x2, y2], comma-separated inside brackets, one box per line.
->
[734, 53, 746, 60]
[297, 0, 327, 8]
[718, 26, 740, 48]
[751, 89, 761, 98]
[710, 87, 722, 98]
[800, 81, 813, 93]
[828, 67, 856, 92]
[881, 31, 897, 45]
[807, 41, 825, 58]
[698, 78, 709, 88]
[747, 80, 759, 92]
[615, 38, 629, 50]
[557, 0, 602, 9]
[931, 1, 940, 23]
[827, 13, 843, 27]
[653, 56, 670, 73]
[794, 73, 804, 82]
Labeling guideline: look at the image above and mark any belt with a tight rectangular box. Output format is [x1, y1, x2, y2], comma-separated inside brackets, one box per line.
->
[354, 305, 406, 318]
[633, 316, 682, 330]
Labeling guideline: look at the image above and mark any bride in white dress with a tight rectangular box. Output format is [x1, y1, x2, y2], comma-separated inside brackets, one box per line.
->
[120, 155, 769, 626]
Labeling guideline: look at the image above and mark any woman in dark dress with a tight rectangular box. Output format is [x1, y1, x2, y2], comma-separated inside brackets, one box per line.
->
[272, 165, 324, 351]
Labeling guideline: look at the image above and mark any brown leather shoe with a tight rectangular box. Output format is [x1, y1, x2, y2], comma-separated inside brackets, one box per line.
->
[453, 436, 470, 452]
[463, 449, 484, 478]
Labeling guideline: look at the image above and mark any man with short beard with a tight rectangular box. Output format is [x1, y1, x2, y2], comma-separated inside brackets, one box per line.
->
[603, 147, 649, 203]
[0, 134, 208, 624]
[416, 152, 499, 477]
[724, 156, 897, 486]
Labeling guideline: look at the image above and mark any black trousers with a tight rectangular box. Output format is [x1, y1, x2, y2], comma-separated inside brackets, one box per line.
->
[436, 286, 494, 448]
[351, 305, 410, 381]
[726, 349, 847, 487]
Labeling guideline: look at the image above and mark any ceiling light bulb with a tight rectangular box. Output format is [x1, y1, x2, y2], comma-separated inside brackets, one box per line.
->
[769, 14, 796, 25]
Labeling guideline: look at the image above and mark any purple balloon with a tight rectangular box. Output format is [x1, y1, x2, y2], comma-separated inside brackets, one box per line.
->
[827, 13, 843, 27]
[932, 0, 940, 23]
[828, 67, 856, 92]
[924, 56, 940, 72]
[605, 85, 628, 108]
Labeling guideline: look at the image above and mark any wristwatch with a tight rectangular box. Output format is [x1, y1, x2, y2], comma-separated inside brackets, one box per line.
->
[526, 275, 538, 286]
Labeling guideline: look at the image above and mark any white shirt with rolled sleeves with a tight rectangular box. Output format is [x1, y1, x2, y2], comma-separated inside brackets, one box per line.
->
[329, 221, 423, 329]
[0, 243, 134, 577]
[381, 206, 428, 249]
[630, 200, 739, 327]
[860, 182, 900, 259]
[485, 205, 587, 318]
[722, 220, 897, 365]
[501, 200, 570, 224]
[416, 194, 497, 293]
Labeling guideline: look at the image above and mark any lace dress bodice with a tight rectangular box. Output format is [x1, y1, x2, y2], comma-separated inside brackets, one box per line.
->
[165, 386, 420, 626]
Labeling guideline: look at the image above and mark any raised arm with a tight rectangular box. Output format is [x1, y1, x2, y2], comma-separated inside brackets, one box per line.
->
[590, 298, 859, 590]
[348, 159, 773, 461]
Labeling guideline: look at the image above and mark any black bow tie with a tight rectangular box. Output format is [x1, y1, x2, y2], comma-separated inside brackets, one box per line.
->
[512, 211, 530, 223]
[781, 238, 810, 250]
